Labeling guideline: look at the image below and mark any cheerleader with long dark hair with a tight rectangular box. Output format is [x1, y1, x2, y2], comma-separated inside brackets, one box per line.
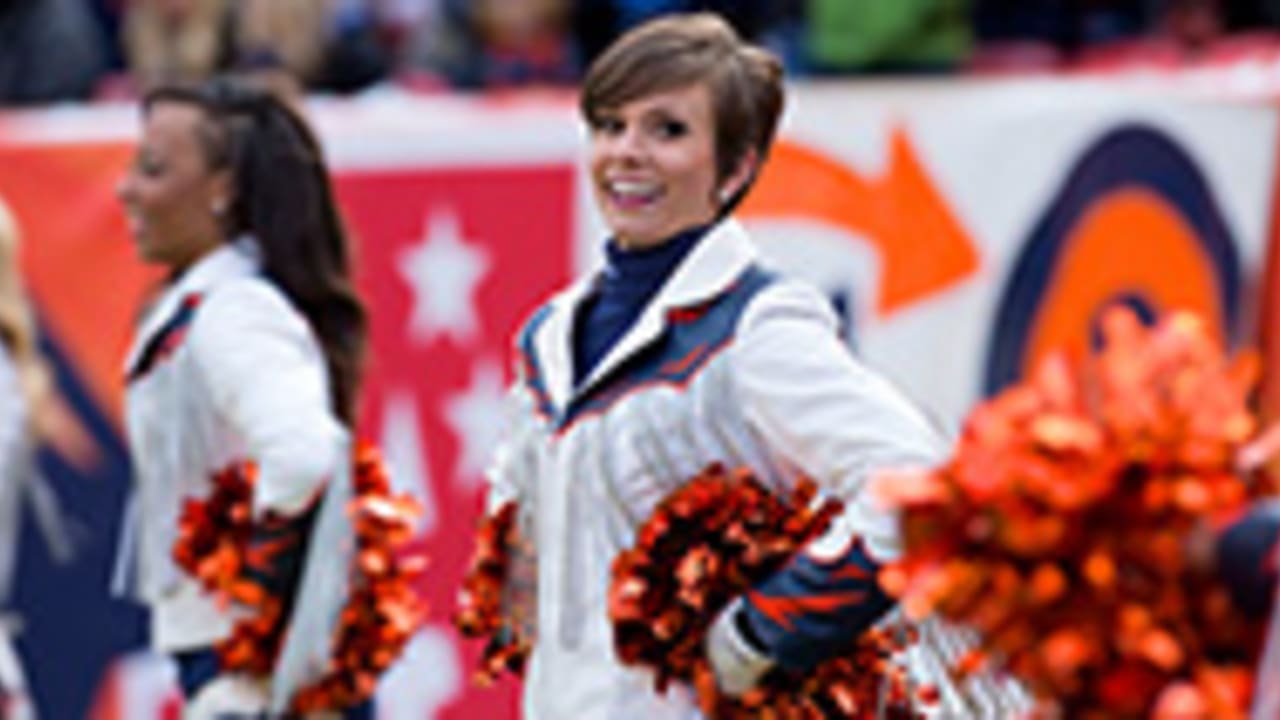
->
[113, 76, 368, 717]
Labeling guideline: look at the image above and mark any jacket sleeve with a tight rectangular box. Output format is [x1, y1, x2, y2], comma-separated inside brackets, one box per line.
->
[485, 380, 539, 515]
[188, 280, 345, 518]
[484, 313, 550, 520]
[725, 280, 947, 672]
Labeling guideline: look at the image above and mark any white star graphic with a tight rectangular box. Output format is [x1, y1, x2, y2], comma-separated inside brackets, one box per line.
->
[444, 358, 509, 489]
[398, 207, 491, 346]
[378, 390, 438, 535]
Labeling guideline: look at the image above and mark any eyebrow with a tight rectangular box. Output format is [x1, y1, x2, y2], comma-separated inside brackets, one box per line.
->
[640, 103, 692, 119]
[595, 97, 701, 125]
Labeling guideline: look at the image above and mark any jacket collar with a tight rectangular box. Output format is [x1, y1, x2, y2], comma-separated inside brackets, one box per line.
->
[124, 239, 261, 373]
[534, 218, 758, 407]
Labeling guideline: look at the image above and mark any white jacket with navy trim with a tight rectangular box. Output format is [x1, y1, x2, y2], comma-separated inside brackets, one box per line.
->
[113, 241, 345, 652]
[490, 219, 1028, 719]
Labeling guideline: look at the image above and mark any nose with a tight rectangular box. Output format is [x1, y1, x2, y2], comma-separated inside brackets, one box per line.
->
[115, 173, 134, 204]
[605, 124, 645, 164]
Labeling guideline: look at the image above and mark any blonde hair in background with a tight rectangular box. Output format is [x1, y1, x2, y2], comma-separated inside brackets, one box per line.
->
[0, 199, 52, 428]
[0, 199, 92, 605]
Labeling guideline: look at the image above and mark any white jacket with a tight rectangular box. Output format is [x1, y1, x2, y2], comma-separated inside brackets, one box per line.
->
[113, 241, 345, 652]
[490, 220, 1028, 719]
[0, 344, 31, 605]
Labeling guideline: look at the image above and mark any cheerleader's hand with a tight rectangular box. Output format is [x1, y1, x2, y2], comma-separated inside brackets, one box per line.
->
[705, 596, 774, 696]
[1238, 419, 1280, 473]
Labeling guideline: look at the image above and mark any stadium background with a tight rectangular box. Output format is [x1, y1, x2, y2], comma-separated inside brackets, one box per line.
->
[4, 3, 1280, 717]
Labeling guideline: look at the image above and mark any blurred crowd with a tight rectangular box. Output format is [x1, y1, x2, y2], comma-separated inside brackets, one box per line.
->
[2, 0, 1280, 106]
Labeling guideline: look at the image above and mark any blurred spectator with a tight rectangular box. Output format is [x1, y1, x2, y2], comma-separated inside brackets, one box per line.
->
[1156, 0, 1225, 52]
[608, 0, 778, 38]
[0, 0, 109, 105]
[974, 0, 1073, 49]
[408, 0, 579, 89]
[311, 0, 391, 92]
[1081, 0, 1150, 45]
[238, 0, 390, 91]
[974, 0, 1154, 51]
[570, 0, 621, 66]
[377, 0, 443, 47]
[86, 0, 127, 70]
[970, 0, 1280, 72]
[124, 0, 388, 96]
[1234, 0, 1280, 26]
[235, 0, 329, 83]
[123, 0, 231, 90]
[803, 0, 973, 74]
[1068, 0, 1229, 70]
[570, 2, 786, 68]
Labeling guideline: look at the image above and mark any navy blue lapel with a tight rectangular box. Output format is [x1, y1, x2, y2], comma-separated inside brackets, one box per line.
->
[125, 293, 203, 383]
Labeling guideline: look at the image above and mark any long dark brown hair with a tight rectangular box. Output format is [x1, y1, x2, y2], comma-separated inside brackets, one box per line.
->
[144, 77, 367, 425]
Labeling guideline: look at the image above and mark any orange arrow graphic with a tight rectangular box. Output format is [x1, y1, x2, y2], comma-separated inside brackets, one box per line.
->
[0, 141, 158, 427]
[739, 128, 979, 316]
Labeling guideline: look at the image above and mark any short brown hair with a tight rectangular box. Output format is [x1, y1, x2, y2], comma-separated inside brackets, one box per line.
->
[580, 13, 784, 211]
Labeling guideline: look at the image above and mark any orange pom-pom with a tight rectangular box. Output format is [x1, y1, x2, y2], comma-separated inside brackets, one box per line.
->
[172, 442, 426, 713]
[882, 307, 1268, 718]
[604, 464, 923, 719]
[454, 500, 536, 683]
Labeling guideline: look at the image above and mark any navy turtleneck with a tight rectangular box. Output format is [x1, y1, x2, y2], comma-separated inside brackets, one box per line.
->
[572, 223, 711, 386]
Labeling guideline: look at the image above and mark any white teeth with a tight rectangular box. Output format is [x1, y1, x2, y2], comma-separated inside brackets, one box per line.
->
[609, 180, 659, 198]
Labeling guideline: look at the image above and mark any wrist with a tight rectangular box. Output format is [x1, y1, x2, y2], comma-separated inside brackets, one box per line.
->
[732, 602, 769, 654]
[705, 597, 775, 696]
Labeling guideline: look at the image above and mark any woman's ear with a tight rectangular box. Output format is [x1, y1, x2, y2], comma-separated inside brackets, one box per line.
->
[718, 146, 760, 205]
[208, 169, 233, 218]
